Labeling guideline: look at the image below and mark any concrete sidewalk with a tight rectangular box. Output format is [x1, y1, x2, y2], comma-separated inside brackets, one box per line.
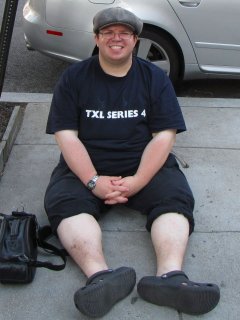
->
[0, 98, 240, 320]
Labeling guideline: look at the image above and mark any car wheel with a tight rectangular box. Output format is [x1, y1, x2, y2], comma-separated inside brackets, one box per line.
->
[135, 28, 180, 82]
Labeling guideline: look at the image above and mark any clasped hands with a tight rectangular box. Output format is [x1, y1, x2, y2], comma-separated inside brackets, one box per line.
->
[92, 175, 143, 205]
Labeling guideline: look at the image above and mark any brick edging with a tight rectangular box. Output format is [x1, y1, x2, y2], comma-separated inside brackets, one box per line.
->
[0, 106, 24, 175]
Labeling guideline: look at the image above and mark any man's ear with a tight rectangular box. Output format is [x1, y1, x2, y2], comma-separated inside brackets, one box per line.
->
[94, 34, 99, 46]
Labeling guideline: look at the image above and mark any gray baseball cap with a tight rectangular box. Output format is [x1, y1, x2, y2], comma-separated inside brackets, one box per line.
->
[93, 7, 143, 35]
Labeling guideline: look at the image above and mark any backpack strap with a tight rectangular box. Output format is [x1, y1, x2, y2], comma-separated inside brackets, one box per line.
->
[33, 225, 67, 270]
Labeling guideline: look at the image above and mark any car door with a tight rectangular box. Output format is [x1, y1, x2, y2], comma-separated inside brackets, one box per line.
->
[168, 0, 240, 74]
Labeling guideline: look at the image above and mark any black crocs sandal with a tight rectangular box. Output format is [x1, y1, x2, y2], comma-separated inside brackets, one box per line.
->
[74, 267, 136, 318]
[137, 271, 220, 315]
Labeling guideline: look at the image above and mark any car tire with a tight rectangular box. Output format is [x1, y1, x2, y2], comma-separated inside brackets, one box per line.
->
[136, 27, 180, 83]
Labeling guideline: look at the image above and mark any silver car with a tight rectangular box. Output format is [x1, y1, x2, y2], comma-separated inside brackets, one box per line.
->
[23, 0, 240, 82]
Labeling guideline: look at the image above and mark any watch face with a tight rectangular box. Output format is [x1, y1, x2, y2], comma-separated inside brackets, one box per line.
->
[87, 175, 99, 190]
[88, 181, 95, 190]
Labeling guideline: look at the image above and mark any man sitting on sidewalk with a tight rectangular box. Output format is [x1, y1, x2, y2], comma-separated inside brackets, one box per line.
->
[44, 7, 220, 318]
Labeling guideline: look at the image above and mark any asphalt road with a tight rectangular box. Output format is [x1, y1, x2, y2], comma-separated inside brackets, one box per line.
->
[1, 0, 240, 97]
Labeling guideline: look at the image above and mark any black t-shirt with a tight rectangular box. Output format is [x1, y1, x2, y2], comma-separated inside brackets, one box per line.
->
[46, 56, 186, 176]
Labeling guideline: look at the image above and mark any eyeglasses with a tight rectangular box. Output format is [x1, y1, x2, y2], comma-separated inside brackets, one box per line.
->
[99, 31, 134, 40]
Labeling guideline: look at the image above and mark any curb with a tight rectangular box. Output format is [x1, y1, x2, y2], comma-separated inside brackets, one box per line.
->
[1, 92, 240, 107]
[0, 106, 24, 176]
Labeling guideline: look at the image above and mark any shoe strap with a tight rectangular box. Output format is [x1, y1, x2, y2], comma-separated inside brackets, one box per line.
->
[161, 270, 189, 280]
[86, 269, 113, 285]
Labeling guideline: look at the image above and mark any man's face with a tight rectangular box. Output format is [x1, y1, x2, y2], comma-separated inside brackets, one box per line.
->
[95, 24, 138, 65]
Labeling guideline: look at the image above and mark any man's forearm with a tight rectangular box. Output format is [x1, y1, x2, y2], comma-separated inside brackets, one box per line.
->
[135, 129, 176, 188]
[55, 130, 96, 185]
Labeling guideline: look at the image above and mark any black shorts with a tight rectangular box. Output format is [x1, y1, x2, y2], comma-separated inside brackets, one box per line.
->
[44, 153, 195, 234]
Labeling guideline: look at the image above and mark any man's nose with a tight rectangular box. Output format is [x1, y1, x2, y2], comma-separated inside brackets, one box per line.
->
[112, 33, 122, 40]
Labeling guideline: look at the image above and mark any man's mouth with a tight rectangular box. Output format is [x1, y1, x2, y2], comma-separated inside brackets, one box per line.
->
[109, 45, 124, 49]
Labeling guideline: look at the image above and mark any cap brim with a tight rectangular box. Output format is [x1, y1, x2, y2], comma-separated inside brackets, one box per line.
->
[98, 22, 136, 33]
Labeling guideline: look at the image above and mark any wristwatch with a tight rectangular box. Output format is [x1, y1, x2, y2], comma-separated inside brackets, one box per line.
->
[86, 175, 99, 190]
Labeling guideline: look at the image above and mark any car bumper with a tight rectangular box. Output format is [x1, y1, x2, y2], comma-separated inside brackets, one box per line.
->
[23, 1, 96, 62]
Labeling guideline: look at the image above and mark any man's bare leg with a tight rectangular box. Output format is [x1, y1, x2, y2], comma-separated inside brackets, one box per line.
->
[57, 213, 108, 277]
[57, 213, 136, 318]
[138, 212, 220, 315]
[151, 212, 189, 276]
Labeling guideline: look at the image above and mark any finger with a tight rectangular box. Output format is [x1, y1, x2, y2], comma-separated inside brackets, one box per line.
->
[111, 179, 124, 186]
[111, 185, 129, 192]
[105, 188, 129, 200]
[116, 196, 128, 203]
[110, 176, 122, 181]
[105, 191, 122, 200]
[104, 199, 118, 205]
[105, 196, 128, 205]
